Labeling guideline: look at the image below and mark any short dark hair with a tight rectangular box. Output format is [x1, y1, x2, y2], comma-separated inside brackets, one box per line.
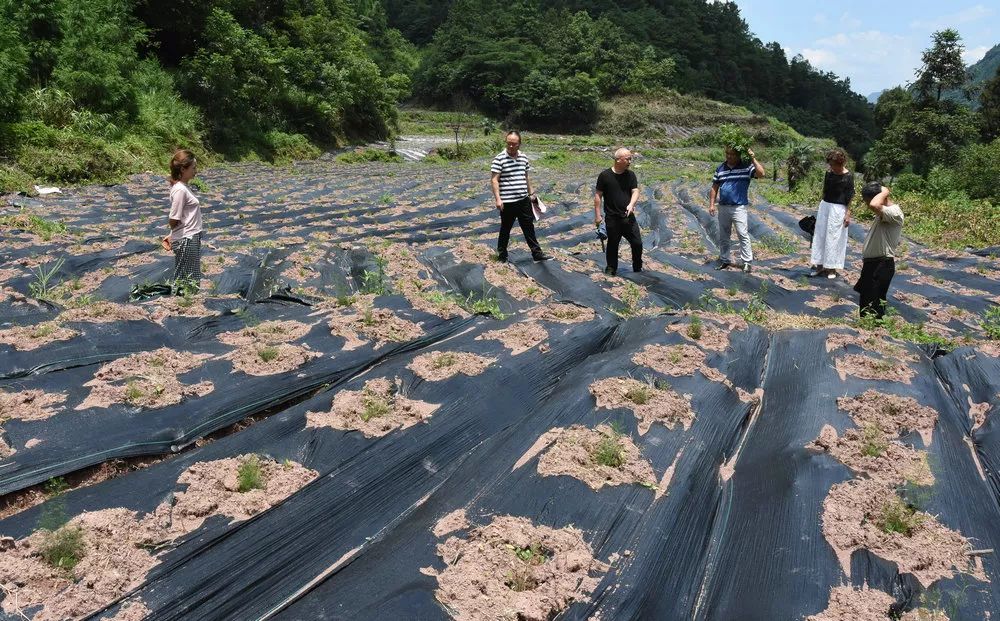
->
[861, 182, 882, 202]
[826, 148, 847, 165]
[505, 130, 521, 143]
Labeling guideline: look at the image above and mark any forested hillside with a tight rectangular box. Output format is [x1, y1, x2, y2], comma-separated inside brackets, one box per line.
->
[406, 0, 875, 156]
[0, 0, 412, 189]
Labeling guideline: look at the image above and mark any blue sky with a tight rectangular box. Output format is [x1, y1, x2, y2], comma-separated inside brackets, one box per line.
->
[721, 1, 998, 96]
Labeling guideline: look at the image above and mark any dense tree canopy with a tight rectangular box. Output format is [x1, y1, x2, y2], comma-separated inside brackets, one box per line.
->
[0, 0, 410, 163]
[407, 0, 876, 154]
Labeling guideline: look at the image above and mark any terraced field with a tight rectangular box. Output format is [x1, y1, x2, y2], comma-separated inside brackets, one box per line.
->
[1, 141, 999, 620]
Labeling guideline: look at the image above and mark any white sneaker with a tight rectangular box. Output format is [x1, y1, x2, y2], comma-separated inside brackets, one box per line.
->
[808, 269, 821, 277]
[826, 271, 837, 279]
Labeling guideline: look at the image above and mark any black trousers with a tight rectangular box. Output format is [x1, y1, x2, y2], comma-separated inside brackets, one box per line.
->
[855, 256, 895, 318]
[606, 213, 643, 272]
[497, 197, 542, 259]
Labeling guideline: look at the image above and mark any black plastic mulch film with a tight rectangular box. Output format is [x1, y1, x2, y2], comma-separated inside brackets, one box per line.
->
[0, 158, 998, 620]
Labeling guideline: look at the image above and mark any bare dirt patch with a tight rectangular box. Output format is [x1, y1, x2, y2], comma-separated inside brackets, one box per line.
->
[837, 390, 938, 446]
[0, 508, 158, 621]
[327, 306, 424, 349]
[821, 478, 983, 587]
[430, 515, 606, 621]
[305, 377, 439, 438]
[0, 388, 66, 421]
[808, 425, 934, 486]
[77, 348, 214, 410]
[666, 317, 731, 352]
[485, 263, 551, 302]
[835, 354, 916, 384]
[477, 321, 548, 355]
[59, 301, 150, 324]
[632, 343, 707, 377]
[144, 295, 215, 323]
[224, 342, 320, 376]
[527, 302, 596, 324]
[409, 351, 495, 382]
[536, 424, 656, 491]
[142, 455, 318, 539]
[806, 294, 852, 311]
[433, 509, 470, 538]
[0, 321, 78, 351]
[969, 400, 991, 431]
[807, 585, 897, 621]
[378, 241, 466, 319]
[217, 319, 313, 347]
[589, 377, 695, 434]
[710, 287, 751, 303]
[0, 455, 316, 619]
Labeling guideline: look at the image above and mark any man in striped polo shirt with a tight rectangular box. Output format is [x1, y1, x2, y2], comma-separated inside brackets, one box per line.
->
[708, 146, 765, 273]
[490, 131, 551, 263]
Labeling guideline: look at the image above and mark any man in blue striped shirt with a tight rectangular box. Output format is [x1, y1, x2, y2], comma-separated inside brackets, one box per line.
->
[709, 146, 764, 273]
[490, 131, 551, 263]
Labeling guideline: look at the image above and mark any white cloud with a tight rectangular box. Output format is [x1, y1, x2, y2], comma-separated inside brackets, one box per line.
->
[839, 12, 862, 29]
[792, 30, 918, 95]
[909, 4, 994, 30]
[963, 45, 990, 64]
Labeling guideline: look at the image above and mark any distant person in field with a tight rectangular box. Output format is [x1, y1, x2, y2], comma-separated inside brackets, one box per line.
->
[709, 146, 764, 273]
[594, 148, 642, 276]
[167, 149, 203, 291]
[809, 148, 854, 279]
[490, 131, 551, 263]
[854, 183, 904, 319]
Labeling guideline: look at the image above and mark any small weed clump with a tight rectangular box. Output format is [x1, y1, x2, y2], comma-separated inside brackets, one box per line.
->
[511, 542, 549, 565]
[360, 391, 392, 421]
[236, 455, 266, 493]
[0, 212, 68, 240]
[433, 352, 457, 369]
[257, 346, 279, 362]
[860, 424, 888, 458]
[757, 234, 797, 255]
[39, 525, 86, 571]
[123, 381, 144, 403]
[505, 565, 538, 592]
[983, 306, 1000, 340]
[592, 428, 626, 468]
[361, 256, 389, 295]
[28, 257, 65, 300]
[612, 282, 644, 318]
[687, 315, 703, 340]
[740, 290, 769, 325]
[624, 384, 653, 405]
[29, 322, 57, 339]
[877, 496, 925, 537]
[462, 289, 506, 320]
[856, 309, 956, 349]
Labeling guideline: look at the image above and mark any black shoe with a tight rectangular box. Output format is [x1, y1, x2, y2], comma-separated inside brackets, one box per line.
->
[633, 267, 642, 273]
[742, 262, 752, 274]
[496, 253, 508, 263]
[715, 261, 732, 270]
[533, 253, 553, 262]
[604, 266, 617, 276]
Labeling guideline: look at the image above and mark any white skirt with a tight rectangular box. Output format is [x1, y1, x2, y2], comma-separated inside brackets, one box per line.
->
[809, 200, 849, 269]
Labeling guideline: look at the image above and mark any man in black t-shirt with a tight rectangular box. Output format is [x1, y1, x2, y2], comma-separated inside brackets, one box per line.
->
[594, 148, 641, 276]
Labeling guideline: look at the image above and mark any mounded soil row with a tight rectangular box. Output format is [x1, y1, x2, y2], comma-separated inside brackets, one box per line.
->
[306, 377, 439, 438]
[430, 514, 607, 621]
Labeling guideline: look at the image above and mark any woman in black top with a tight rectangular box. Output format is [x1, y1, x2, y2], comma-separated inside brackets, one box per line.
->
[808, 148, 854, 279]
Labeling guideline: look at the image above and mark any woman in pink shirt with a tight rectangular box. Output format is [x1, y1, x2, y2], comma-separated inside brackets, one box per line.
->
[167, 149, 203, 291]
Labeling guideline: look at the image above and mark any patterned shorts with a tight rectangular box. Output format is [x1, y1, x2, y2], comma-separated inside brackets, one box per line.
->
[172, 232, 202, 287]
